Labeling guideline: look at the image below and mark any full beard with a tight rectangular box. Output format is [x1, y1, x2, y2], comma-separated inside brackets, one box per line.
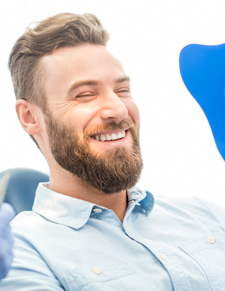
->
[45, 112, 143, 194]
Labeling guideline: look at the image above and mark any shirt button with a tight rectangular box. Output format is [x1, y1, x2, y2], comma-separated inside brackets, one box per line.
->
[93, 208, 102, 213]
[206, 236, 215, 244]
[125, 225, 131, 232]
[160, 254, 168, 261]
[92, 267, 102, 274]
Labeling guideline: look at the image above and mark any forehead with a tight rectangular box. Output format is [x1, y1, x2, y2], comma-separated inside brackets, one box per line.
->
[41, 44, 126, 98]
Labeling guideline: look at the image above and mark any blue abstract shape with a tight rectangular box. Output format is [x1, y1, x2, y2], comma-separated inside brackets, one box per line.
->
[179, 43, 225, 160]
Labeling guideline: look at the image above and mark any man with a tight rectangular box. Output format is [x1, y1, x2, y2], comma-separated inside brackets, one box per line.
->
[0, 203, 14, 280]
[1, 12, 225, 291]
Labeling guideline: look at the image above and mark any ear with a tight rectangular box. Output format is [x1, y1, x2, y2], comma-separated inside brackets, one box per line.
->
[16, 100, 41, 136]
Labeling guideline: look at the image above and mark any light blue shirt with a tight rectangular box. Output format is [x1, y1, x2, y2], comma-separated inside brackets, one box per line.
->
[1, 183, 225, 290]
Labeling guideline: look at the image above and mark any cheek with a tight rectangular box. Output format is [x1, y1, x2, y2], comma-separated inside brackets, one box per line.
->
[61, 104, 99, 137]
[125, 100, 140, 125]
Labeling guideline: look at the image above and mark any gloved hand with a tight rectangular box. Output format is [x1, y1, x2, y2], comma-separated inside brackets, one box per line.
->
[0, 203, 15, 280]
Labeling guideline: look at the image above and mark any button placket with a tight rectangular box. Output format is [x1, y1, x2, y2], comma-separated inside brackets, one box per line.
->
[124, 225, 131, 232]
[160, 254, 168, 261]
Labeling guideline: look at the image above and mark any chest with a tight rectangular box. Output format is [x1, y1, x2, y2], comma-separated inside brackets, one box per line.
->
[33, 210, 225, 291]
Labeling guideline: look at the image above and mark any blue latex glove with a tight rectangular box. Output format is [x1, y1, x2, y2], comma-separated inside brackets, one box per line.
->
[0, 203, 15, 280]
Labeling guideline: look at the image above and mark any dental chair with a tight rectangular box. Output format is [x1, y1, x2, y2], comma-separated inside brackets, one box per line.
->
[1, 168, 49, 215]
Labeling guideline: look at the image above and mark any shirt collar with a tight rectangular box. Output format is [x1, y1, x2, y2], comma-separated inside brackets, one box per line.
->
[127, 187, 155, 215]
[33, 183, 155, 229]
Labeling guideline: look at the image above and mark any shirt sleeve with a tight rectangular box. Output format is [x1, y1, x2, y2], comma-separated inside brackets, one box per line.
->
[0, 236, 64, 290]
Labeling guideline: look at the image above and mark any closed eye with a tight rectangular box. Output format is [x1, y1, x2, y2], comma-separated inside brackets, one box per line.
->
[118, 89, 130, 92]
[76, 92, 95, 98]
[116, 88, 131, 96]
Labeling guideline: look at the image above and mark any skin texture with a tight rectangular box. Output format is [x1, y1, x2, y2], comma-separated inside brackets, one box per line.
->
[16, 44, 141, 222]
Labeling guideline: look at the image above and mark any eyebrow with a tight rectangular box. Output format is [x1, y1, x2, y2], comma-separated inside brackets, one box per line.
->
[67, 75, 130, 96]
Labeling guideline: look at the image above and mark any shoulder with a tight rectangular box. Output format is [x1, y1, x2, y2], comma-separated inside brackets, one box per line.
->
[153, 194, 225, 225]
[11, 211, 38, 225]
[10, 210, 54, 244]
[11, 210, 43, 232]
[155, 195, 210, 209]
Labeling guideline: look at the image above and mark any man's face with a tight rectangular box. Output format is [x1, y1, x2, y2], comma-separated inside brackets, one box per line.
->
[41, 44, 143, 193]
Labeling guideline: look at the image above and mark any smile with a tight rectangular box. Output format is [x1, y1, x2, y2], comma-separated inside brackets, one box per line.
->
[90, 130, 126, 142]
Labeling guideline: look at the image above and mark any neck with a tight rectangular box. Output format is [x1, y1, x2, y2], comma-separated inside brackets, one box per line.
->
[49, 167, 128, 222]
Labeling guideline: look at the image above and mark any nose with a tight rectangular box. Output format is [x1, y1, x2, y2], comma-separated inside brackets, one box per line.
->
[99, 92, 128, 122]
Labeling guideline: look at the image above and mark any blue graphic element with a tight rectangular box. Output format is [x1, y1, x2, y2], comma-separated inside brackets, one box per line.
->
[179, 43, 225, 160]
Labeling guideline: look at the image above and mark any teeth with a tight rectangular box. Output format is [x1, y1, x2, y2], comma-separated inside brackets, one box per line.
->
[100, 135, 106, 141]
[92, 130, 126, 142]
[117, 132, 122, 139]
[111, 133, 117, 140]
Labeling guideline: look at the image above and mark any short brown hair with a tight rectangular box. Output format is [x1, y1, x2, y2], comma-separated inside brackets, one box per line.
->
[9, 13, 109, 148]
[9, 13, 110, 109]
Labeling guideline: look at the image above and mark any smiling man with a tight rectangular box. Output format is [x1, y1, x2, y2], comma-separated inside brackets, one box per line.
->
[2, 13, 225, 291]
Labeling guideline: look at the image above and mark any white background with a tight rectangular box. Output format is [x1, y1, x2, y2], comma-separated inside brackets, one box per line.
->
[1, 0, 225, 204]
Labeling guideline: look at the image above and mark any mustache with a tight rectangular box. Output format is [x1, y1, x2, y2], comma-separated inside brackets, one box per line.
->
[83, 118, 135, 138]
